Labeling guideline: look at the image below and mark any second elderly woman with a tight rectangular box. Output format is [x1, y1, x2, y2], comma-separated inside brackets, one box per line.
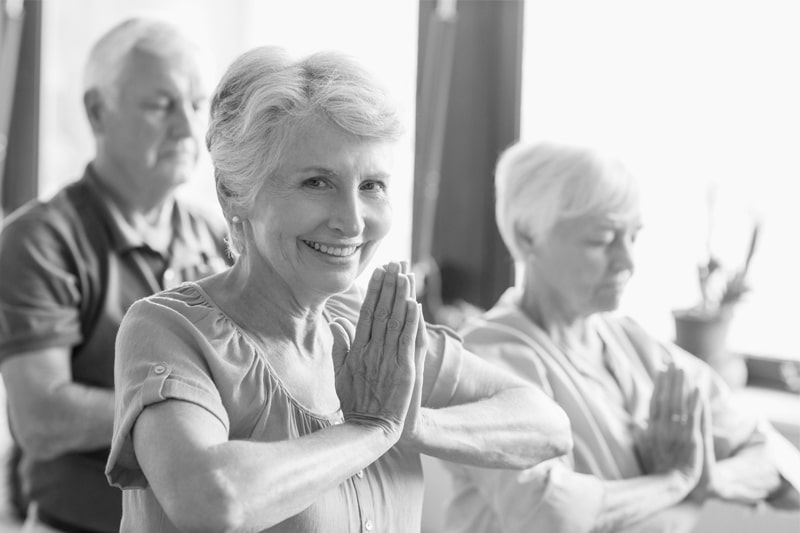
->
[443, 141, 800, 533]
[104, 48, 572, 532]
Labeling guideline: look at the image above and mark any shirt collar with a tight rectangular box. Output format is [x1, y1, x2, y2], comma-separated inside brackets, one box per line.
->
[83, 164, 180, 255]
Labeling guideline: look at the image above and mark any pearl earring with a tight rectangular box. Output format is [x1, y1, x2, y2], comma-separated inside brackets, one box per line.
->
[231, 215, 241, 224]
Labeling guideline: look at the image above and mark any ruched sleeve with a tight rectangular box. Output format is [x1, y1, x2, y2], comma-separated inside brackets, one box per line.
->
[106, 297, 230, 489]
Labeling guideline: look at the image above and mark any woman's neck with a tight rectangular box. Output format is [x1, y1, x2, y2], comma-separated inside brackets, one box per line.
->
[517, 281, 600, 354]
[208, 260, 329, 355]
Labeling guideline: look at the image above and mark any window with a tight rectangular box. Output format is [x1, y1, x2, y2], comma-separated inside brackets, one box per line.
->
[520, 0, 799, 359]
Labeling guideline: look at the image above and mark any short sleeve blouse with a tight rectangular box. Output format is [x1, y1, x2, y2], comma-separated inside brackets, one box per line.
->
[107, 282, 464, 532]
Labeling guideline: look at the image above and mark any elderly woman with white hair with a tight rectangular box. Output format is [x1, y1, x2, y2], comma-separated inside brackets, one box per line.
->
[442, 141, 800, 532]
[104, 49, 572, 532]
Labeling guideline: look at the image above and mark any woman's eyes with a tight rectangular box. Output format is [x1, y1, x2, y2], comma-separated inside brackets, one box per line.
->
[303, 177, 330, 189]
[360, 180, 387, 193]
[587, 231, 639, 246]
[301, 178, 387, 192]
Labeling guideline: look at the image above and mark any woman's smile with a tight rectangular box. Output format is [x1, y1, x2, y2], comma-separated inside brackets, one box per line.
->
[301, 239, 363, 258]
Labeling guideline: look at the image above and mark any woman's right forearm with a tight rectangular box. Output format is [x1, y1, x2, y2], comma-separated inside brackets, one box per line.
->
[593, 472, 694, 533]
[176, 421, 397, 532]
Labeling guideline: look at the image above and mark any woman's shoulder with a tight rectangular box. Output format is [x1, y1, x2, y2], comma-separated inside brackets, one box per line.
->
[459, 291, 535, 348]
[459, 300, 551, 374]
[122, 283, 239, 349]
[129, 282, 214, 318]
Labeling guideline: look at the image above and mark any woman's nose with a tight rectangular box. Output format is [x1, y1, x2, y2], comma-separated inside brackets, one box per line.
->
[329, 191, 365, 236]
[612, 236, 635, 271]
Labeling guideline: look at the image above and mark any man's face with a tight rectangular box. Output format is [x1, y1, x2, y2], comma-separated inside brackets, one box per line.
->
[96, 48, 206, 198]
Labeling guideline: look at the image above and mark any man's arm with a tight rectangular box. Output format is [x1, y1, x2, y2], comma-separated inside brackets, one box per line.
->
[1, 347, 115, 460]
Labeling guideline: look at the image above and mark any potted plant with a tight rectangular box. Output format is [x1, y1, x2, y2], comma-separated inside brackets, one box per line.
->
[672, 218, 760, 388]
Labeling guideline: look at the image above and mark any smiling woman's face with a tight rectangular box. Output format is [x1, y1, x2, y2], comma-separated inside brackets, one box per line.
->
[242, 118, 395, 301]
[532, 209, 643, 317]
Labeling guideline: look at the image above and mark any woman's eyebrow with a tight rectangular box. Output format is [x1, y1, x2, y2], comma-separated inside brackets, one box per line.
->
[297, 166, 337, 176]
[296, 167, 392, 181]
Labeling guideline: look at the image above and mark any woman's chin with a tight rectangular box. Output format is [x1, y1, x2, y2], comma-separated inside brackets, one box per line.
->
[311, 272, 359, 298]
[590, 290, 625, 313]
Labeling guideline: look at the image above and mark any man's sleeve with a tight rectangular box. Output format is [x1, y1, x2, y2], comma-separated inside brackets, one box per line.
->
[0, 212, 83, 360]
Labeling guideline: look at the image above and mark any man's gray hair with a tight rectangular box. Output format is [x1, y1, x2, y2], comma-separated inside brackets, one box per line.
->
[495, 141, 639, 262]
[83, 17, 195, 102]
[207, 46, 404, 257]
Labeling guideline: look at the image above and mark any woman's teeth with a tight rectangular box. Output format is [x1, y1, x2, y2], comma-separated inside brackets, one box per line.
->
[303, 240, 359, 257]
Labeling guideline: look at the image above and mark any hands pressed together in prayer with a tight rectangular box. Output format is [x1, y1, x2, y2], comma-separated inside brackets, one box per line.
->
[637, 362, 719, 502]
[330, 261, 428, 444]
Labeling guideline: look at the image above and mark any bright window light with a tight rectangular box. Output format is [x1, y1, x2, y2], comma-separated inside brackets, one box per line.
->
[521, 0, 800, 359]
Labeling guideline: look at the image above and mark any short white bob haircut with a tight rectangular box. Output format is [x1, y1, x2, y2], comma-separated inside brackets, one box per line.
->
[207, 46, 404, 257]
[495, 141, 640, 262]
[83, 17, 196, 102]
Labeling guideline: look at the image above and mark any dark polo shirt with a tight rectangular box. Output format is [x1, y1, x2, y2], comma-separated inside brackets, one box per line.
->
[0, 165, 229, 532]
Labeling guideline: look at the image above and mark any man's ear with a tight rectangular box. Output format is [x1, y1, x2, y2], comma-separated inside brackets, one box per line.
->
[83, 89, 106, 135]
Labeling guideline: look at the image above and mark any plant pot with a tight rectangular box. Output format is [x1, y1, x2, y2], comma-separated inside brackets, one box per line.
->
[672, 306, 747, 388]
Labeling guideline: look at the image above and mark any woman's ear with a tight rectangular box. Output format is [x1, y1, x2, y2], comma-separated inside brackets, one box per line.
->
[514, 222, 536, 256]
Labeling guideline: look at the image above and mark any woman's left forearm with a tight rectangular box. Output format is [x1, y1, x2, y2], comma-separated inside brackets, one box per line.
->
[402, 386, 572, 469]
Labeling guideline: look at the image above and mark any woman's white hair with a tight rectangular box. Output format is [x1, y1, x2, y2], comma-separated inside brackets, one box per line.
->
[207, 46, 404, 257]
[83, 17, 196, 104]
[495, 141, 639, 262]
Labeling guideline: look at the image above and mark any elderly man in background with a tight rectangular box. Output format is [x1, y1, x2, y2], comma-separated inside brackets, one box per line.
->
[0, 18, 228, 533]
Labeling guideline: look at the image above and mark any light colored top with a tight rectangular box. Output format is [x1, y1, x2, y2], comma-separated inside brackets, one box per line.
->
[443, 287, 800, 533]
[106, 282, 464, 533]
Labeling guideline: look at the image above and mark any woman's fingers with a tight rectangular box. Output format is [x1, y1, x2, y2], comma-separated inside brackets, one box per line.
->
[353, 266, 386, 351]
[668, 366, 687, 426]
[411, 308, 428, 407]
[329, 320, 352, 374]
[368, 263, 401, 349]
[651, 363, 673, 424]
[686, 387, 702, 435]
[415, 307, 428, 370]
[399, 300, 420, 367]
[383, 276, 410, 364]
[650, 368, 664, 422]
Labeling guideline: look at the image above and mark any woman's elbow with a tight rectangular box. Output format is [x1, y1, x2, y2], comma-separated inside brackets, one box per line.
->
[524, 389, 573, 467]
[545, 403, 573, 459]
[164, 470, 248, 533]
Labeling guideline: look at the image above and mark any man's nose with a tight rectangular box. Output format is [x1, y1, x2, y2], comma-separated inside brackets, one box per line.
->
[170, 102, 200, 139]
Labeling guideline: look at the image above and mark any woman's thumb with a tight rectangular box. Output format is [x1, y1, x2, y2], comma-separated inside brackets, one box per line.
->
[329, 318, 354, 371]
